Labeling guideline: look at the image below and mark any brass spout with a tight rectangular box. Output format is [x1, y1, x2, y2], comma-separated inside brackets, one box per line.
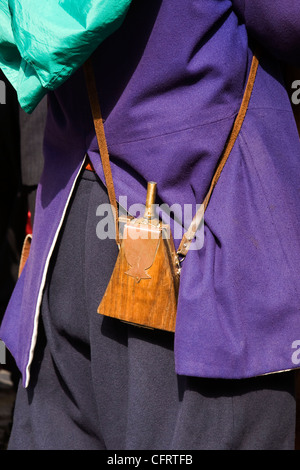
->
[143, 181, 157, 220]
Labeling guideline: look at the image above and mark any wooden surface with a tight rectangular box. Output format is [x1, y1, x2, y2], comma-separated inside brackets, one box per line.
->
[18, 233, 32, 278]
[98, 223, 180, 332]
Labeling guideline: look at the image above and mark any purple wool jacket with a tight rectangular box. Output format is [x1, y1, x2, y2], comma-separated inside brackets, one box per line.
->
[1, 0, 300, 388]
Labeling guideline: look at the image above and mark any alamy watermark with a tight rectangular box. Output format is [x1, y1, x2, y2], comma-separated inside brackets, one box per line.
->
[291, 80, 300, 106]
[0, 340, 6, 365]
[95, 198, 205, 251]
[0, 80, 6, 104]
[291, 340, 300, 365]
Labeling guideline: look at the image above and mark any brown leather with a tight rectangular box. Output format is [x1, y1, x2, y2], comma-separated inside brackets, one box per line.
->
[18, 234, 32, 278]
[97, 180, 179, 331]
[83, 59, 120, 245]
[177, 52, 259, 257]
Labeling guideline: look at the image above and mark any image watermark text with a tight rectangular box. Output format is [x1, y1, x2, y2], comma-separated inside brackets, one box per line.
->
[0, 80, 6, 104]
[96, 198, 205, 251]
[0, 340, 6, 364]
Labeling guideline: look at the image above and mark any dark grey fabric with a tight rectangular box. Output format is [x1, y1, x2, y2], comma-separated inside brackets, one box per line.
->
[8, 170, 296, 450]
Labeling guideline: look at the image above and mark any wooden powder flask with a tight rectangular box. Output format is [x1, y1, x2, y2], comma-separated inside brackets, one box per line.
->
[84, 51, 259, 333]
[97, 182, 181, 332]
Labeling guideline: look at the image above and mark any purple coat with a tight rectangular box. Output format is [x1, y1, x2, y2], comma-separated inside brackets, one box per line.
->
[1, 0, 300, 387]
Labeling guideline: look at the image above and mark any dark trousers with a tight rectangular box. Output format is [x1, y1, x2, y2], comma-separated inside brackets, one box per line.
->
[8, 169, 296, 450]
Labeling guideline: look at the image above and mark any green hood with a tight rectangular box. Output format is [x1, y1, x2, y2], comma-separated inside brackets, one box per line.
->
[0, 0, 132, 112]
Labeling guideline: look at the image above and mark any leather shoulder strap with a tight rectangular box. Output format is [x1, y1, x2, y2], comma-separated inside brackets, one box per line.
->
[177, 52, 259, 258]
[83, 58, 120, 246]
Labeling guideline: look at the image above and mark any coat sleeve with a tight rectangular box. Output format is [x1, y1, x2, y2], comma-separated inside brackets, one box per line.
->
[231, 0, 300, 65]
